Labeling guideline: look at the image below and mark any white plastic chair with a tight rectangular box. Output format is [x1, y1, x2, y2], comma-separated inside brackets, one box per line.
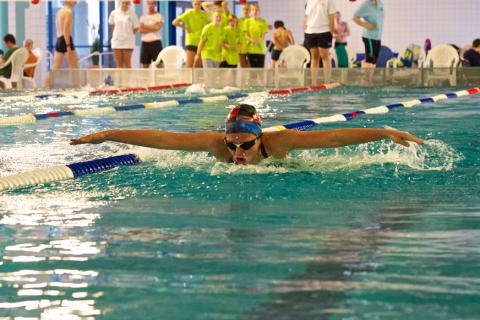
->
[424, 44, 460, 85]
[274, 45, 310, 87]
[0, 48, 29, 89]
[22, 48, 42, 88]
[153, 46, 186, 68]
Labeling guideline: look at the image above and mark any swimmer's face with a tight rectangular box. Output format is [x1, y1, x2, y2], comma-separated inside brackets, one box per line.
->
[192, 0, 201, 10]
[225, 133, 260, 165]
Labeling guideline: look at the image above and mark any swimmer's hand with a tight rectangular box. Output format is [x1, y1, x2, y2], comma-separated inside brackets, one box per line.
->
[70, 131, 108, 145]
[386, 130, 424, 147]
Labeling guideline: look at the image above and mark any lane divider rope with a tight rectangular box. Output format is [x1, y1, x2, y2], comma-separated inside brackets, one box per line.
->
[3, 85, 477, 191]
[263, 87, 480, 132]
[0, 83, 341, 127]
[36, 83, 191, 100]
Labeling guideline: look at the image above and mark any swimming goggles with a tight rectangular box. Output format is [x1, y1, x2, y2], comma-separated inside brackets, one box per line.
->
[224, 138, 258, 151]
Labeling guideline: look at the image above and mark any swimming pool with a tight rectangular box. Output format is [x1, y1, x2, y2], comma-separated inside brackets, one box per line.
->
[1, 85, 479, 319]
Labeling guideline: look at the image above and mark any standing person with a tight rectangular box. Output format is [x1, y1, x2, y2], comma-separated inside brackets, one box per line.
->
[238, 3, 250, 68]
[353, 0, 384, 68]
[139, 0, 163, 68]
[221, 15, 242, 68]
[304, 0, 336, 84]
[23, 39, 38, 78]
[45, 0, 78, 88]
[463, 39, 480, 67]
[333, 11, 350, 68]
[271, 20, 294, 68]
[195, 11, 224, 68]
[172, 0, 210, 68]
[0, 34, 19, 88]
[109, 0, 139, 68]
[244, 4, 269, 68]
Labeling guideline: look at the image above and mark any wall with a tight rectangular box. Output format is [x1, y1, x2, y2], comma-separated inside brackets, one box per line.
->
[259, 0, 480, 54]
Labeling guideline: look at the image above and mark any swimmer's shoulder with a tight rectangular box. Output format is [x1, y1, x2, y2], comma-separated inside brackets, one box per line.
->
[262, 130, 297, 158]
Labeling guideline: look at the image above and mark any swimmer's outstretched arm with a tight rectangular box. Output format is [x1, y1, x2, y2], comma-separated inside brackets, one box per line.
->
[70, 129, 222, 152]
[278, 128, 423, 151]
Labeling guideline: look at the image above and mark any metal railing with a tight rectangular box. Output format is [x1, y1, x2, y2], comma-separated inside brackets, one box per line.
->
[78, 51, 114, 68]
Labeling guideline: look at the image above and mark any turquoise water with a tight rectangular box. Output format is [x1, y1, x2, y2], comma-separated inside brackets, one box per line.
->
[1, 86, 480, 319]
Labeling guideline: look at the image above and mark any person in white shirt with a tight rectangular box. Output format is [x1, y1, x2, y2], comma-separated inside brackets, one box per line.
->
[108, 0, 139, 68]
[139, 1, 163, 68]
[304, 0, 336, 84]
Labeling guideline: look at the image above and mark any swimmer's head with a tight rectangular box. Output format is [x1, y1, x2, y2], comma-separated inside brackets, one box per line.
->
[225, 104, 262, 138]
[225, 104, 263, 165]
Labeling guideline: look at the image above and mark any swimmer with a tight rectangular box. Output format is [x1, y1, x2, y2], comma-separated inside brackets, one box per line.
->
[70, 104, 423, 165]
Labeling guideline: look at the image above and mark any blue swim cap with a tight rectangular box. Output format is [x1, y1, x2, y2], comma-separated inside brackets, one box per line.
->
[225, 104, 262, 137]
[225, 120, 262, 137]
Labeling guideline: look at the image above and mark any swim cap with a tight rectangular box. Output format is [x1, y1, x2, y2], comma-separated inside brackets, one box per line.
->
[225, 104, 262, 137]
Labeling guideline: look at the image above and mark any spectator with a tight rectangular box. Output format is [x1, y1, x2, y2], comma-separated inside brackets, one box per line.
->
[424, 38, 432, 57]
[109, 0, 139, 68]
[238, 3, 250, 68]
[353, 0, 384, 68]
[195, 11, 224, 68]
[23, 39, 38, 78]
[463, 38, 480, 67]
[45, 0, 78, 88]
[221, 15, 242, 68]
[271, 20, 294, 68]
[244, 4, 269, 68]
[304, 0, 336, 84]
[201, 1, 230, 27]
[139, 1, 163, 68]
[0, 34, 19, 88]
[333, 11, 350, 68]
[172, 0, 210, 68]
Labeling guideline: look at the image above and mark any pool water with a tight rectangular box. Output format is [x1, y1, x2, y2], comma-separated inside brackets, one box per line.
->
[1, 86, 479, 319]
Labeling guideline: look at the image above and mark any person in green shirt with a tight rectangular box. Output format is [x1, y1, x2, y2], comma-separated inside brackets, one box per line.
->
[238, 3, 250, 68]
[201, 1, 230, 27]
[244, 4, 269, 68]
[195, 11, 224, 68]
[220, 15, 242, 68]
[0, 34, 19, 86]
[172, 0, 210, 68]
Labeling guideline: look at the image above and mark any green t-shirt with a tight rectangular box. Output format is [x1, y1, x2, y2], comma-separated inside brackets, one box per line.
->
[222, 26, 241, 65]
[237, 17, 248, 54]
[244, 17, 269, 54]
[0, 47, 19, 78]
[179, 9, 210, 47]
[200, 23, 224, 62]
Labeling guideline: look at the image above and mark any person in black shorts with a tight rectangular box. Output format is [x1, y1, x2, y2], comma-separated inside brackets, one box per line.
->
[304, 0, 336, 84]
[55, 36, 75, 53]
[271, 20, 294, 68]
[139, 1, 164, 68]
[362, 37, 381, 65]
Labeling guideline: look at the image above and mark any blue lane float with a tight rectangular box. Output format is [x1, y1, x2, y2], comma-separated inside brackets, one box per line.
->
[1, 86, 478, 191]
[0, 154, 141, 191]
